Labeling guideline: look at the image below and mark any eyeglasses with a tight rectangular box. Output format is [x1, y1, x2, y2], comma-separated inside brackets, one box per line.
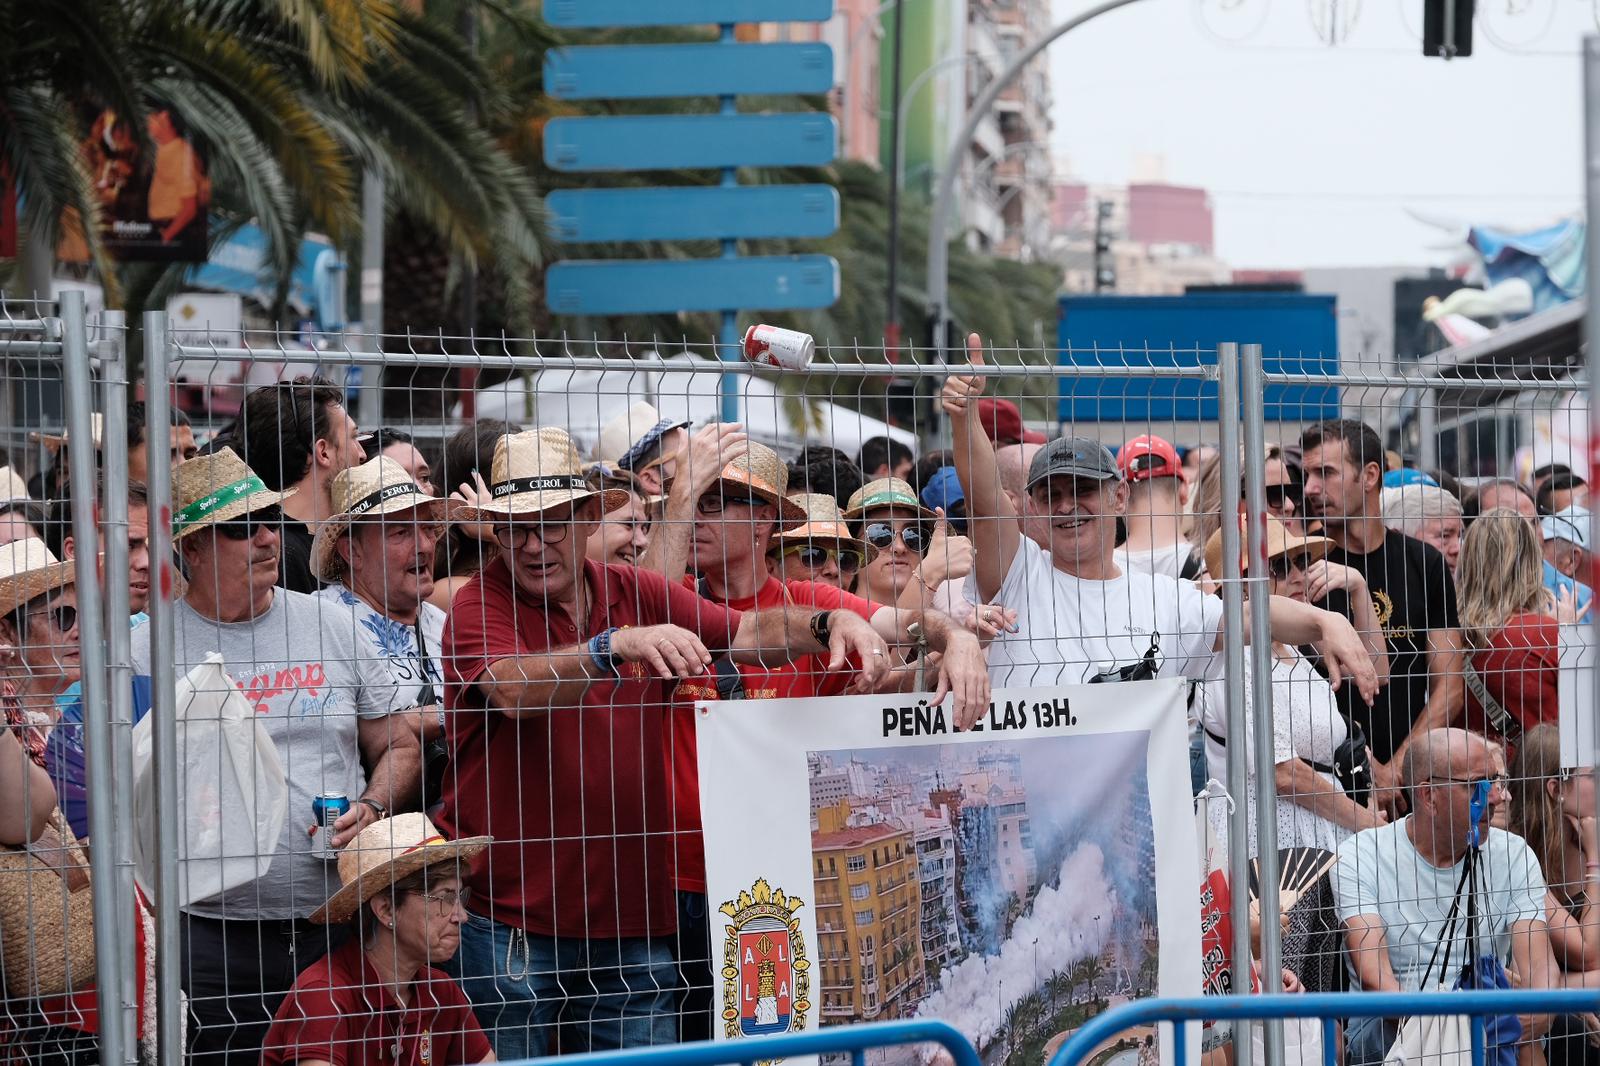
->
[1127, 455, 1177, 478]
[863, 522, 929, 555]
[495, 519, 570, 548]
[783, 544, 865, 573]
[26, 602, 77, 633]
[215, 507, 282, 542]
[1430, 775, 1509, 793]
[409, 887, 471, 914]
[696, 493, 767, 516]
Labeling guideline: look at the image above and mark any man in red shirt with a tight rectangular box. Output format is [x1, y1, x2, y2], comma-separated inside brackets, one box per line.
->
[646, 438, 991, 1040]
[438, 429, 888, 1061]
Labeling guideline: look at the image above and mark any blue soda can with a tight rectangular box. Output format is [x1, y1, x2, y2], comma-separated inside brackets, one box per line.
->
[312, 792, 351, 861]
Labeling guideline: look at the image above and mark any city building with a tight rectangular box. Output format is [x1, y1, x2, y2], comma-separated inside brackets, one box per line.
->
[913, 805, 962, 974]
[813, 802, 926, 1024]
[1051, 167, 1231, 294]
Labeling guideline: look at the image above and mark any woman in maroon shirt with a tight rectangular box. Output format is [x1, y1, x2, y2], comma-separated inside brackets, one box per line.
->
[262, 814, 493, 1066]
[1456, 508, 1573, 758]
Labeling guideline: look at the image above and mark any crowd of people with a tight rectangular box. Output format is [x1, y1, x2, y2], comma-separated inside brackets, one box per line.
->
[0, 332, 1595, 1066]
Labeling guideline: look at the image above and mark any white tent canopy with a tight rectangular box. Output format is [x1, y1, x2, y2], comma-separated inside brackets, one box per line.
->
[465, 354, 917, 460]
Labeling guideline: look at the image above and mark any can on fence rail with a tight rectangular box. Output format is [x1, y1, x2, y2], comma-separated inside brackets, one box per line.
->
[742, 324, 815, 371]
[312, 792, 350, 861]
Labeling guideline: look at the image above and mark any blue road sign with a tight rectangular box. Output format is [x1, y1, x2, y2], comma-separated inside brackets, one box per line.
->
[547, 255, 839, 315]
[547, 44, 833, 100]
[542, 0, 833, 27]
[548, 185, 839, 243]
[545, 114, 837, 172]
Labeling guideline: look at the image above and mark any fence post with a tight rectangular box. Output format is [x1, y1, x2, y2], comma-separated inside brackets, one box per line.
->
[142, 308, 184, 1065]
[1241, 342, 1284, 1066]
[62, 288, 129, 1066]
[1582, 36, 1600, 829]
[97, 310, 139, 1062]
[1216, 342, 1254, 1057]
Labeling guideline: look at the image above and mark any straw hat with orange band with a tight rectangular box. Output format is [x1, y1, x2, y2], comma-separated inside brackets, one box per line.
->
[1203, 514, 1332, 583]
[311, 813, 490, 925]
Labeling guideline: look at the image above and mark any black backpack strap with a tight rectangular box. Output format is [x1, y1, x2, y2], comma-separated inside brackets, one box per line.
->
[1178, 551, 1204, 582]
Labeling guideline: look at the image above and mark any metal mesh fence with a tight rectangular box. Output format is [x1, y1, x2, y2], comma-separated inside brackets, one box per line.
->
[0, 301, 1594, 1066]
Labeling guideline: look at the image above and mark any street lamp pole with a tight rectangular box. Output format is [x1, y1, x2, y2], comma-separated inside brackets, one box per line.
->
[925, 0, 1149, 357]
[884, 0, 907, 358]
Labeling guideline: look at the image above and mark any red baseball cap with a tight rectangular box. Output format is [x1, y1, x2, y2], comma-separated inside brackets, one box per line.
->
[1118, 434, 1184, 483]
[976, 399, 1047, 445]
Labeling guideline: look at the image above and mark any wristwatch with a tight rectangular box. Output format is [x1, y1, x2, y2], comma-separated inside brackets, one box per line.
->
[358, 797, 388, 821]
[809, 611, 833, 648]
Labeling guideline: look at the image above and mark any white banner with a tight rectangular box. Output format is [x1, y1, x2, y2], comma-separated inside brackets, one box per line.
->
[696, 679, 1200, 1065]
[1560, 623, 1597, 768]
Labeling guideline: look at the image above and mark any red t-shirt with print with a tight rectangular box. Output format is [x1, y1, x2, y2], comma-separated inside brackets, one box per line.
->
[439, 557, 741, 939]
[668, 577, 878, 893]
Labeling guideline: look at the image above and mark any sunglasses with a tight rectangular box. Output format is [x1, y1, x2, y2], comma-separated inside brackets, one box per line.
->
[27, 602, 78, 633]
[215, 506, 283, 542]
[696, 493, 767, 516]
[1265, 484, 1301, 510]
[863, 522, 929, 555]
[783, 544, 865, 573]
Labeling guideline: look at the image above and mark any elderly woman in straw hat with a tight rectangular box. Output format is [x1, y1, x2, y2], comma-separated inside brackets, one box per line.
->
[438, 427, 894, 1060]
[262, 814, 495, 1066]
[311, 457, 462, 749]
[0, 539, 82, 821]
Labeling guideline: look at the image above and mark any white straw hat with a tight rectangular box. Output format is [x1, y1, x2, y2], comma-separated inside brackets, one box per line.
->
[456, 428, 630, 521]
[0, 467, 30, 506]
[309, 456, 463, 583]
[0, 538, 76, 615]
[310, 813, 490, 925]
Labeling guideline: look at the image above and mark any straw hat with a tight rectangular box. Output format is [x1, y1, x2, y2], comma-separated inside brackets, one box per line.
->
[843, 477, 938, 524]
[456, 428, 631, 522]
[595, 402, 690, 470]
[310, 813, 489, 925]
[0, 538, 76, 615]
[171, 448, 296, 541]
[771, 493, 877, 563]
[30, 413, 104, 453]
[1203, 515, 1333, 582]
[309, 456, 465, 583]
[0, 467, 30, 506]
[696, 441, 808, 528]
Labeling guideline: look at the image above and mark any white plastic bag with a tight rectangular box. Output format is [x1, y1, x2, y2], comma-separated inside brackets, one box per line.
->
[1383, 1012, 1473, 1066]
[133, 654, 288, 908]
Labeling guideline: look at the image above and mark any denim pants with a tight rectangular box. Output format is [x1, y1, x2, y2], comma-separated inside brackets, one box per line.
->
[1345, 1015, 1400, 1066]
[452, 909, 679, 1061]
[676, 891, 713, 1043]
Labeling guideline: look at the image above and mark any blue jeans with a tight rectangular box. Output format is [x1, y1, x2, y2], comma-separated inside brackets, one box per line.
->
[452, 910, 680, 1060]
[1346, 1015, 1400, 1066]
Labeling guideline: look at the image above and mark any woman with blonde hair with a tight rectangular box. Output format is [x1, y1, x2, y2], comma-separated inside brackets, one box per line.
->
[1456, 508, 1573, 757]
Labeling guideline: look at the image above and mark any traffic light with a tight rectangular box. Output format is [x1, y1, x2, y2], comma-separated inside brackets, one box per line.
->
[1093, 201, 1115, 293]
[1422, 0, 1473, 58]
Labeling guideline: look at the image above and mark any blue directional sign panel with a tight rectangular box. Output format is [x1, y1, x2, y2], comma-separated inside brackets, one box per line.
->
[548, 186, 840, 243]
[545, 114, 837, 172]
[547, 256, 839, 315]
[542, 0, 833, 27]
[547, 44, 833, 100]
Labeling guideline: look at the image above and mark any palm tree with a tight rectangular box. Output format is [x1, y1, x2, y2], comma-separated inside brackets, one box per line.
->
[1, 0, 543, 344]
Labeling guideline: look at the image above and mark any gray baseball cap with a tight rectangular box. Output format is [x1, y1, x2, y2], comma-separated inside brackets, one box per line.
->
[1026, 436, 1121, 490]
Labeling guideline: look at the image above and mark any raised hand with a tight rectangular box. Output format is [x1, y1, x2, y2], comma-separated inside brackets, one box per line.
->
[940, 333, 987, 419]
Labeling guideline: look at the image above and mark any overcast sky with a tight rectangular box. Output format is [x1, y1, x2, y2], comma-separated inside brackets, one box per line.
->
[1047, 0, 1588, 270]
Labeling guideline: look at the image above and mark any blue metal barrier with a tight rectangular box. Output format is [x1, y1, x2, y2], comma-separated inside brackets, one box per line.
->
[507, 1019, 979, 1066]
[1047, 990, 1600, 1066]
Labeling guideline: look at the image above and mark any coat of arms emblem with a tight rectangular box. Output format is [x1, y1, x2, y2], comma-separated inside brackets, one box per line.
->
[719, 877, 810, 1039]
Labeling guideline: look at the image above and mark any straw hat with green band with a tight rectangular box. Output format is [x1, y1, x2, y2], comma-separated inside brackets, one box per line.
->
[310, 456, 464, 583]
[454, 428, 631, 522]
[843, 477, 938, 524]
[171, 448, 295, 541]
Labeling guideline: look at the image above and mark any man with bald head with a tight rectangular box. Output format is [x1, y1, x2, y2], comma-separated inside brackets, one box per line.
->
[994, 442, 1045, 547]
[1334, 727, 1556, 1063]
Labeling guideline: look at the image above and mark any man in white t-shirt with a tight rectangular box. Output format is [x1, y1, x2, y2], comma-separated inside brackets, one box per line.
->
[1334, 728, 1556, 1064]
[943, 333, 1379, 692]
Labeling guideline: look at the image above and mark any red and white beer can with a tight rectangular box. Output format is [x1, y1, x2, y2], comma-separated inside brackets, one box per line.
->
[742, 324, 815, 371]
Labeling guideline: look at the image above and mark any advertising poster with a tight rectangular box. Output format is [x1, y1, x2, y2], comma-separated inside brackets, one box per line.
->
[58, 100, 210, 263]
[697, 680, 1200, 1066]
[1559, 623, 1595, 768]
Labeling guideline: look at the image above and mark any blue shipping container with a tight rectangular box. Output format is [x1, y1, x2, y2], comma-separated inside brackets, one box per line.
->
[1056, 292, 1340, 423]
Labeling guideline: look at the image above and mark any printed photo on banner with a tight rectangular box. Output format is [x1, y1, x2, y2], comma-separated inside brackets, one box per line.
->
[696, 680, 1200, 1066]
[57, 97, 210, 263]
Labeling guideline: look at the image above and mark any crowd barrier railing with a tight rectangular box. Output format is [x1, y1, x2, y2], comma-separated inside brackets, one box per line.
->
[504, 1018, 980, 1066]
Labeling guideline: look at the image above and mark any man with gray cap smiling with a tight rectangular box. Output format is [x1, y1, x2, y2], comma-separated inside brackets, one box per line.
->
[943, 334, 1380, 696]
